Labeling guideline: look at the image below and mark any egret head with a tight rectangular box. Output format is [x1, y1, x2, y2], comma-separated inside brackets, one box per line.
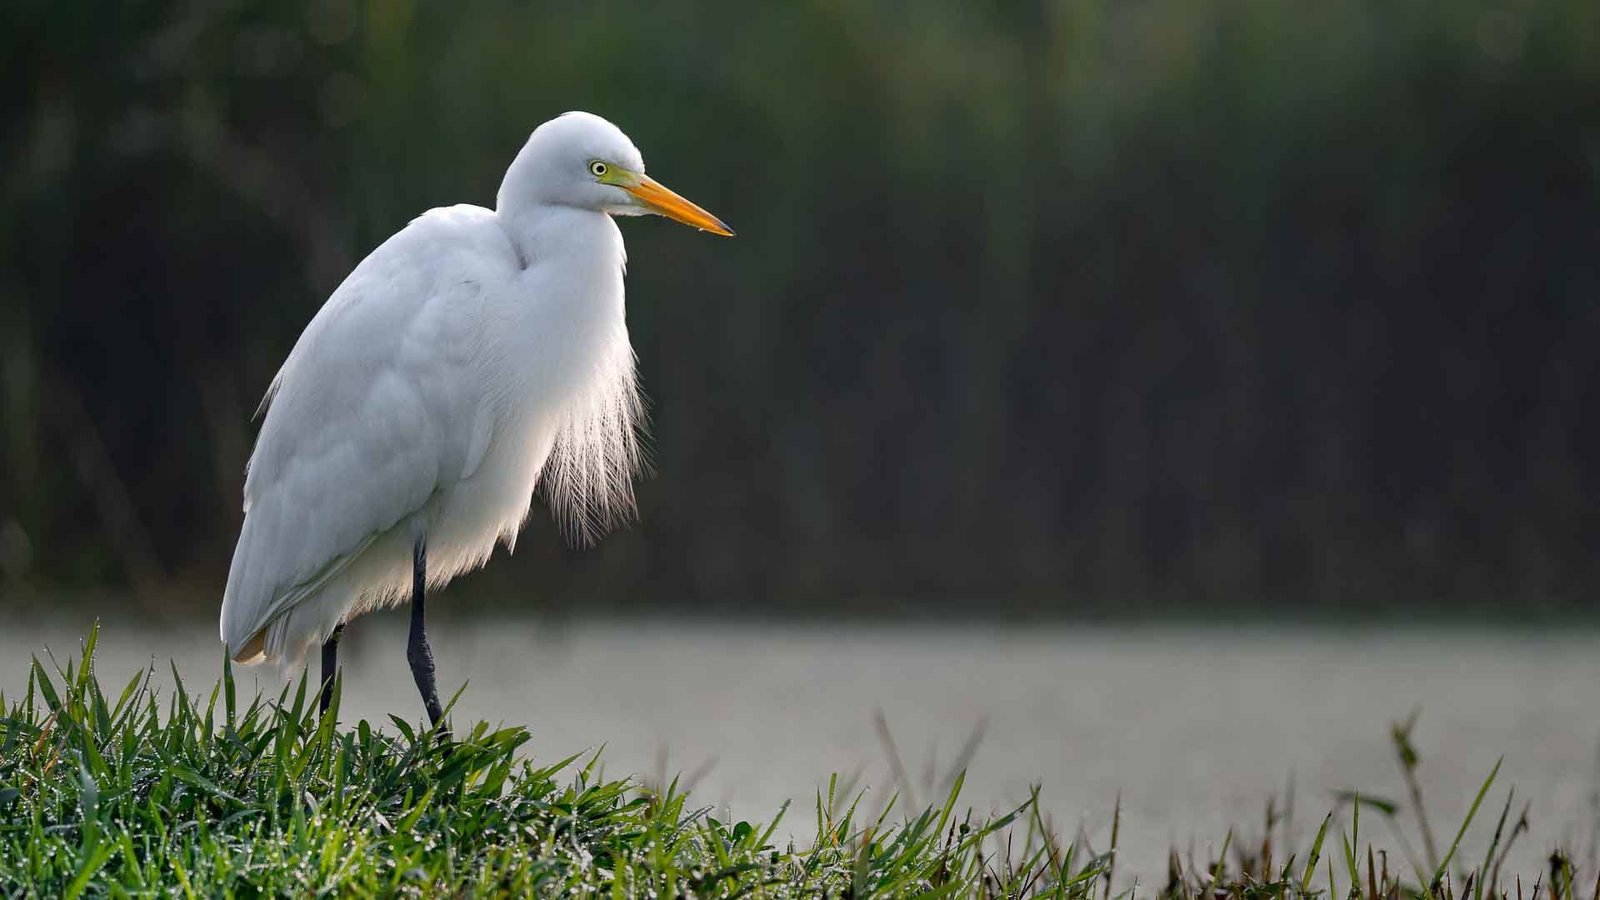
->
[499, 111, 733, 236]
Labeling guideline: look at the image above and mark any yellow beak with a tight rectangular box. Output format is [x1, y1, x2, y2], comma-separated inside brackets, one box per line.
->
[625, 175, 734, 237]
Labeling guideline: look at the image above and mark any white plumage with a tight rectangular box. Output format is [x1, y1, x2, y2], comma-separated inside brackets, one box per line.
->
[220, 112, 730, 673]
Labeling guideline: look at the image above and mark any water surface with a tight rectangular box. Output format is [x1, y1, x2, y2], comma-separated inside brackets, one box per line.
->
[5, 616, 1597, 884]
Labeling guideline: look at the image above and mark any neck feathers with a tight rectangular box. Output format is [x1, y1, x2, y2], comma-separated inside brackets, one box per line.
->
[494, 184, 642, 545]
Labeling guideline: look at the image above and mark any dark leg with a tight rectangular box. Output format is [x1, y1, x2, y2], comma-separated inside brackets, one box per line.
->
[407, 536, 445, 729]
[319, 623, 344, 716]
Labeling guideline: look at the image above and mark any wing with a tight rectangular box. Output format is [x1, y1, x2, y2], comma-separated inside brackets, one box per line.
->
[220, 205, 516, 660]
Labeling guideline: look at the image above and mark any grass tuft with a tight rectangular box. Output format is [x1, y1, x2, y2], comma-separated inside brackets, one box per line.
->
[0, 624, 1588, 897]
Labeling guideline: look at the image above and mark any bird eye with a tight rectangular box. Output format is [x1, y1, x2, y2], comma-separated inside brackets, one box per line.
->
[589, 161, 608, 178]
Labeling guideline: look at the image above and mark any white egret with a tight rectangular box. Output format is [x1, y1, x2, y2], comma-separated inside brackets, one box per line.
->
[219, 111, 732, 726]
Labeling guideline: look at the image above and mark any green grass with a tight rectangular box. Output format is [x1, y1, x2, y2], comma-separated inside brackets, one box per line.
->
[0, 626, 1587, 897]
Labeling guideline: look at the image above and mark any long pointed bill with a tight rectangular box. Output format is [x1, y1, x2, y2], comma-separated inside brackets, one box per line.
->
[625, 175, 734, 236]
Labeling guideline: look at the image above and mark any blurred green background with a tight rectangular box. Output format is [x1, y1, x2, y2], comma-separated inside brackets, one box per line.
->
[2, 0, 1597, 620]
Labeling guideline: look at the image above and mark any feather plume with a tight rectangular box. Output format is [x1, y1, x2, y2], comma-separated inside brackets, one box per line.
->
[537, 323, 650, 544]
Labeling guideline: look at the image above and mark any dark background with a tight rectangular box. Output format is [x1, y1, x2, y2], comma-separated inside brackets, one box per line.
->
[2, 0, 1597, 620]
